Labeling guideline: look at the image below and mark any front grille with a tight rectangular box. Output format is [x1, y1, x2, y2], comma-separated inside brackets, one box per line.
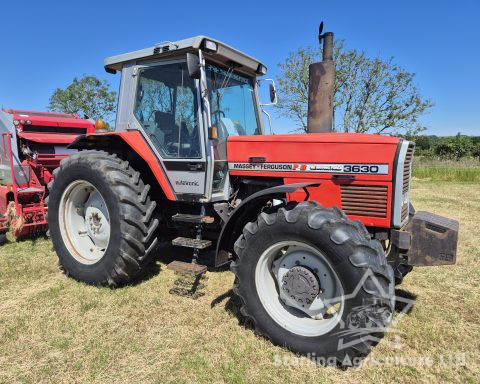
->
[401, 143, 415, 221]
[341, 184, 388, 218]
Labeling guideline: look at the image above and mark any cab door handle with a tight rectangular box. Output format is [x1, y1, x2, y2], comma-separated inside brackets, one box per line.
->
[187, 163, 204, 171]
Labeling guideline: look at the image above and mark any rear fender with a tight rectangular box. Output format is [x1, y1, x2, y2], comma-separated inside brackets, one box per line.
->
[215, 182, 319, 267]
[69, 132, 176, 200]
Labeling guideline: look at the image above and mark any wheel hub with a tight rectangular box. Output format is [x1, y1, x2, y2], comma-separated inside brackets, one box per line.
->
[271, 246, 343, 320]
[83, 191, 110, 249]
[257, 241, 345, 337]
[87, 211, 102, 233]
[59, 180, 111, 264]
[281, 266, 320, 304]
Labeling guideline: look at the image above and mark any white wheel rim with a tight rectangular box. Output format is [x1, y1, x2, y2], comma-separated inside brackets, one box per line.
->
[255, 241, 345, 337]
[58, 180, 110, 265]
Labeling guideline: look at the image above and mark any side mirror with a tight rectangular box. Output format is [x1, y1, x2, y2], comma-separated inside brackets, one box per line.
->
[269, 83, 277, 104]
[258, 79, 277, 106]
[187, 53, 200, 79]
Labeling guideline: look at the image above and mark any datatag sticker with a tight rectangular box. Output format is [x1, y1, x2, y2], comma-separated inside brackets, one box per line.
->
[228, 163, 389, 174]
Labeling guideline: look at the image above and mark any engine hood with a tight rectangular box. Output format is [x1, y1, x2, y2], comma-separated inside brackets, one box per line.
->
[228, 132, 400, 145]
[227, 132, 401, 182]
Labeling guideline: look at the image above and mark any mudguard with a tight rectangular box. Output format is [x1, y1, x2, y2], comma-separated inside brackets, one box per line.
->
[69, 132, 176, 200]
[215, 182, 320, 267]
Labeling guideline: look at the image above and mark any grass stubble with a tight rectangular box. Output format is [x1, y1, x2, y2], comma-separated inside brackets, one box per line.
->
[0, 180, 479, 383]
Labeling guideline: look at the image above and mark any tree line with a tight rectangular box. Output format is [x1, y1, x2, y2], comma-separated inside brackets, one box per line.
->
[403, 134, 480, 161]
[47, 39, 475, 155]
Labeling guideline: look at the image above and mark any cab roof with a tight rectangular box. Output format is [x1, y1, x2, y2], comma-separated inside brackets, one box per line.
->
[104, 36, 265, 76]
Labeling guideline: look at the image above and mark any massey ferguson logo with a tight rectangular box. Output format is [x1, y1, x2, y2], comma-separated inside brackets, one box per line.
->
[229, 162, 389, 175]
[175, 180, 199, 186]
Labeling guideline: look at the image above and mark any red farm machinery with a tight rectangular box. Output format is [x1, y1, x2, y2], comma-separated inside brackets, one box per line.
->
[45, 25, 459, 363]
[0, 109, 95, 242]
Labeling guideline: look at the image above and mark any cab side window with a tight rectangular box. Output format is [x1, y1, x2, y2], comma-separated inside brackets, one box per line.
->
[134, 62, 201, 158]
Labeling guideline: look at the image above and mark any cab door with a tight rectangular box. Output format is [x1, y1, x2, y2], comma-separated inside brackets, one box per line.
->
[201, 60, 264, 201]
[128, 60, 207, 199]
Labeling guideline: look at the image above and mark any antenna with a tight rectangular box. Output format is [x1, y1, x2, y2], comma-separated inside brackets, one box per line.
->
[318, 21, 324, 44]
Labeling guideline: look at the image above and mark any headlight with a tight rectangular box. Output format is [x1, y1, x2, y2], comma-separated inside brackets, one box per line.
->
[203, 40, 218, 52]
[256, 64, 267, 76]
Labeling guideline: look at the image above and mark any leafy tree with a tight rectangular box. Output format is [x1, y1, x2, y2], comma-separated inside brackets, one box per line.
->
[473, 144, 480, 162]
[413, 135, 432, 152]
[275, 42, 433, 134]
[48, 75, 117, 123]
[434, 133, 475, 160]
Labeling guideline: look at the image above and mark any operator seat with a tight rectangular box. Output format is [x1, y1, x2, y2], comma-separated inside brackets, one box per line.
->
[153, 111, 179, 156]
[178, 121, 200, 157]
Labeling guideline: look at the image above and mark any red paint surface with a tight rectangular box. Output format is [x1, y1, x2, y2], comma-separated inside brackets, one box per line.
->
[17, 132, 84, 144]
[96, 131, 176, 201]
[228, 133, 400, 228]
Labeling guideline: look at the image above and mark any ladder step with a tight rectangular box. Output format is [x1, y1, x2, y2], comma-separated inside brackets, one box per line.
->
[171, 214, 214, 224]
[167, 260, 207, 276]
[172, 237, 212, 249]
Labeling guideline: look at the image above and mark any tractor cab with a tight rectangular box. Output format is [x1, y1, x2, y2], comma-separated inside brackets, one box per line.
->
[103, 37, 272, 202]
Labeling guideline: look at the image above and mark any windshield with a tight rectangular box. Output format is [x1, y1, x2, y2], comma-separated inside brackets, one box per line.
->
[205, 63, 261, 139]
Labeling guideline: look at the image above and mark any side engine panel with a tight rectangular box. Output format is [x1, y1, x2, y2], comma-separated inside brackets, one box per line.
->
[227, 133, 412, 229]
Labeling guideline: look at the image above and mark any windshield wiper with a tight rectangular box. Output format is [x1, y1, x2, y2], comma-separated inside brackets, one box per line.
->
[219, 65, 235, 89]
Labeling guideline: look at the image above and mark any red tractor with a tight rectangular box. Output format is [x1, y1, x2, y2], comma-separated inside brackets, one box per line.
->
[46, 28, 459, 362]
[0, 109, 95, 243]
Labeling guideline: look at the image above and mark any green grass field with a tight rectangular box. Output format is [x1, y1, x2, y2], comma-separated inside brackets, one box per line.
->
[0, 180, 479, 383]
[413, 158, 480, 182]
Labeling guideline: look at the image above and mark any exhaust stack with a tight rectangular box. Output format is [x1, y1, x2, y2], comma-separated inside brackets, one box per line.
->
[307, 23, 335, 133]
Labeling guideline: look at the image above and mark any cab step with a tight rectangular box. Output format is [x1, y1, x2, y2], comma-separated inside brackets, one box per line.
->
[172, 236, 212, 249]
[166, 260, 207, 276]
[171, 213, 214, 224]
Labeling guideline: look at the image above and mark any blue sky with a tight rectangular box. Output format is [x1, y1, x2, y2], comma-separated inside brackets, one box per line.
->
[1, 0, 478, 136]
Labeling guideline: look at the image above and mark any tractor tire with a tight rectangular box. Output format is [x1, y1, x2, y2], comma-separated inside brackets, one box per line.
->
[47, 150, 159, 286]
[231, 201, 394, 365]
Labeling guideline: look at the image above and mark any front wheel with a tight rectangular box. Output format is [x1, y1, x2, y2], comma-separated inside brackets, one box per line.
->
[47, 150, 159, 286]
[231, 201, 394, 364]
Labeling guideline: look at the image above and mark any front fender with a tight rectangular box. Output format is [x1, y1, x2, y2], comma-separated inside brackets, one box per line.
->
[68, 132, 176, 201]
[215, 182, 320, 267]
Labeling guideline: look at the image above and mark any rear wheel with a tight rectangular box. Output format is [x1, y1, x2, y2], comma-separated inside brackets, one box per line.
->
[47, 150, 159, 286]
[231, 201, 394, 364]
